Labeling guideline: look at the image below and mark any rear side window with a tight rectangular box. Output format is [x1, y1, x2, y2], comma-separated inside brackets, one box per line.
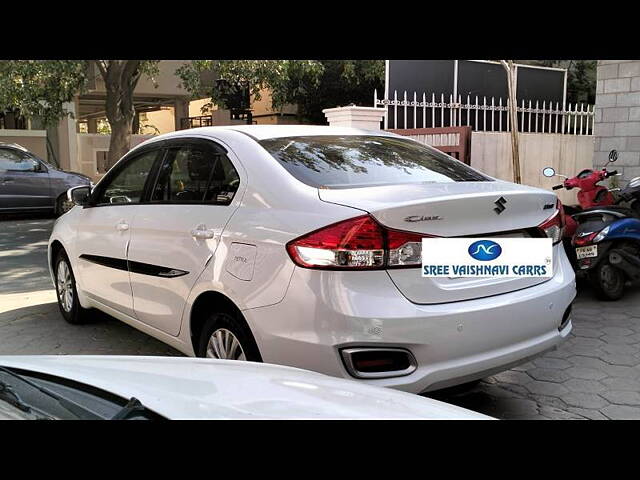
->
[258, 135, 490, 188]
[149, 144, 239, 205]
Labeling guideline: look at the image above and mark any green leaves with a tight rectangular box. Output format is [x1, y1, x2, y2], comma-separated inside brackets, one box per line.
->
[176, 60, 324, 110]
[0, 60, 87, 127]
[517, 60, 596, 105]
[176, 60, 384, 123]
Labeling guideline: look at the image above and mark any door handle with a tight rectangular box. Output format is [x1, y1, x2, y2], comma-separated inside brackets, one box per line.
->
[1, 177, 14, 184]
[191, 224, 216, 240]
[116, 221, 129, 232]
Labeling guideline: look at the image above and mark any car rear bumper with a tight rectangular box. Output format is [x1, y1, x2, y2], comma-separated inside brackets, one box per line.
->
[243, 248, 576, 394]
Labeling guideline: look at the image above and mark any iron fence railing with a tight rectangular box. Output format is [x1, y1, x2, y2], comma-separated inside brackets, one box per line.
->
[375, 89, 595, 135]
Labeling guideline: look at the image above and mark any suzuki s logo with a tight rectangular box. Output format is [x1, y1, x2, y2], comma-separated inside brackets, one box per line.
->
[468, 240, 502, 261]
[494, 196, 507, 214]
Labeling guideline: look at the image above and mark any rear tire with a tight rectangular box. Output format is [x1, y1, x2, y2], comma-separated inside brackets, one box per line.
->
[589, 260, 625, 301]
[197, 311, 262, 362]
[54, 250, 90, 324]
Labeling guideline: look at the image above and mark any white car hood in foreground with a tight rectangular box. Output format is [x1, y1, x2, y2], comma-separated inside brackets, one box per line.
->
[0, 356, 491, 420]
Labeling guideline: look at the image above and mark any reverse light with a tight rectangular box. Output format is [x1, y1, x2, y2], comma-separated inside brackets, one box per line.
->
[538, 200, 564, 244]
[286, 215, 432, 270]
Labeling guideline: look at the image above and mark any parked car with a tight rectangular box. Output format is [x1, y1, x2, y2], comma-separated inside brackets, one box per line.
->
[48, 125, 576, 394]
[0, 356, 491, 419]
[0, 142, 91, 216]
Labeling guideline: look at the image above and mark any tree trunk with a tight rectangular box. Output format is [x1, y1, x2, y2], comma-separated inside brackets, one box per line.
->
[132, 111, 140, 135]
[94, 60, 143, 166]
[500, 60, 522, 184]
[108, 118, 132, 169]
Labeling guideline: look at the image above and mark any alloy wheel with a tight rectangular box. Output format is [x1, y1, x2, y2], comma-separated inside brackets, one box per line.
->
[56, 259, 74, 313]
[206, 328, 246, 360]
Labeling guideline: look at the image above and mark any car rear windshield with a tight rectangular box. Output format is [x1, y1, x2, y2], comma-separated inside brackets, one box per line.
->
[258, 135, 490, 188]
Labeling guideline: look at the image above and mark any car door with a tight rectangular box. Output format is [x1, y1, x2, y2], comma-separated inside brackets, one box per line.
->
[0, 147, 51, 210]
[75, 147, 162, 317]
[127, 138, 244, 336]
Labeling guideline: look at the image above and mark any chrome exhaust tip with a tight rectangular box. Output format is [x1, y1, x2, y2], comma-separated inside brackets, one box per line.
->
[341, 347, 417, 379]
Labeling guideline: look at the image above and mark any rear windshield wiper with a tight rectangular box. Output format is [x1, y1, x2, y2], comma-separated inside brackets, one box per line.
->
[0, 366, 102, 420]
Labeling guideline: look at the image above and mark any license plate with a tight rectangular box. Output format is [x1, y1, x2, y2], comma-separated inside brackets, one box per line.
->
[576, 245, 598, 259]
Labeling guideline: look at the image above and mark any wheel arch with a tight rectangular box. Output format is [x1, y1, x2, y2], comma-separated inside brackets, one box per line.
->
[188, 290, 259, 356]
[49, 239, 65, 273]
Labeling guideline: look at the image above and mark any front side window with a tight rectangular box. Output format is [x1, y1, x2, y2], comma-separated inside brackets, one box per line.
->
[0, 148, 38, 172]
[258, 135, 490, 188]
[94, 150, 159, 205]
[149, 144, 240, 205]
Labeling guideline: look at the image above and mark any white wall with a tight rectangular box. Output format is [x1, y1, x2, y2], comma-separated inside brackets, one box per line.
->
[470, 132, 595, 205]
[0, 129, 47, 161]
[76, 133, 155, 180]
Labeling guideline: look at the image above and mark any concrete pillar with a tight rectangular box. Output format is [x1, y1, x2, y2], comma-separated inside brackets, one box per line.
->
[322, 106, 386, 130]
[174, 98, 190, 131]
[57, 100, 79, 172]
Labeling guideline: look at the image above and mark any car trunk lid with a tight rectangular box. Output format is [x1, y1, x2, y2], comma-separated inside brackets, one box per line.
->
[319, 181, 559, 303]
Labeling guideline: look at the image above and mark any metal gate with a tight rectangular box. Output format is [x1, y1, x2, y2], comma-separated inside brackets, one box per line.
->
[388, 126, 472, 165]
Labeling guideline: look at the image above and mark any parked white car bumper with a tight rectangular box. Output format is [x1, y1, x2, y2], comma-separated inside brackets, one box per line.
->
[244, 248, 576, 394]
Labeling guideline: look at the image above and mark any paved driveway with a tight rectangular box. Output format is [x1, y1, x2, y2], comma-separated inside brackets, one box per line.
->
[2, 216, 640, 419]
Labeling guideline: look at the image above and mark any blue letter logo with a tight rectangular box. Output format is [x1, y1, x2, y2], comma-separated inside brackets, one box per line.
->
[468, 240, 502, 261]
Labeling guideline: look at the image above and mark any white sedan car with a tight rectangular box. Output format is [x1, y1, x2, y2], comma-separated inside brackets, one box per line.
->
[49, 125, 575, 393]
[0, 356, 491, 419]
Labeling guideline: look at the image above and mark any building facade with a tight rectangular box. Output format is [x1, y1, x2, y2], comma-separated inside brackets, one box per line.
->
[1, 61, 300, 181]
[594, 60, 640, 184]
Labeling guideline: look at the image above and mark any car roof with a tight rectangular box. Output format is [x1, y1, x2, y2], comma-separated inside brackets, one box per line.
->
[156, 124, 400, 142]
[0, 142, 28, 152]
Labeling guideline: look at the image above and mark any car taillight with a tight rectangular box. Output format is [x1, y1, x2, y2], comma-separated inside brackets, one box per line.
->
[538, 200, 564, 244]
[286, 215, 432, 270]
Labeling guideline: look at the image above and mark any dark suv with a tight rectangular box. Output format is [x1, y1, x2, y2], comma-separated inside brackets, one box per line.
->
[0, 143, 91, 216]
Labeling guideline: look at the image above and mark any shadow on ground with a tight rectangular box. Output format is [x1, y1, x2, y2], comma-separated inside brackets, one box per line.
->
[0, 214, 56, 295]
[0, 301, 182, 357]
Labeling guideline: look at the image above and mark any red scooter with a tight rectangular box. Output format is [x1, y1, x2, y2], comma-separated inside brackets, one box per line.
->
[542, 150, 620, 266]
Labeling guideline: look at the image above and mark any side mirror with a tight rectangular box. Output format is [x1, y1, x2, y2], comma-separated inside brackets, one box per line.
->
[542, 167, 556, 178]
[609, 149, 618, 163]
[67, 185, 91, 207]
